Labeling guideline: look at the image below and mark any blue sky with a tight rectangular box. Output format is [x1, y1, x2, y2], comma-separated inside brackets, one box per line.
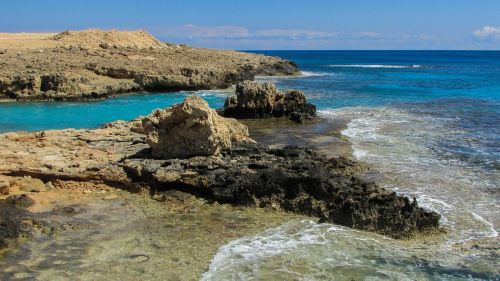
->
[1, 0, 500, 50]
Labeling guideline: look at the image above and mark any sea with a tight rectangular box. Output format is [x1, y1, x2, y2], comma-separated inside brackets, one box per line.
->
[1, 51, 499, 280]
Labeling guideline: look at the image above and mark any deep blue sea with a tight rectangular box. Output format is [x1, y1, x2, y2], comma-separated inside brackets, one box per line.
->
[1, 51, 499, 280]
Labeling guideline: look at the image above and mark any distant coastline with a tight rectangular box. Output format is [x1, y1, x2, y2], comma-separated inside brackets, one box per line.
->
[0, 29, 298, 102]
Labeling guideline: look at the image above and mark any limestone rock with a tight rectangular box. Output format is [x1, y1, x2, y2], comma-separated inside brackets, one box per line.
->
[221, 81, 317, 123]
[0, 176, 10, 195]
[0, 29, 299, 101]
[132, 96, 254, 159]
[17, 177, 46, 192]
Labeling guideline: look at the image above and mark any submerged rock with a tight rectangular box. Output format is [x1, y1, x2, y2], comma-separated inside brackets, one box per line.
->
[221, 81, 317, 123]
[131, 96, 254, 159]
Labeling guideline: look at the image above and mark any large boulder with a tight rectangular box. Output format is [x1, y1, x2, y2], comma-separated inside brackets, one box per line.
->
[221, 81, 317, 123]
[132, 96, 254, 159]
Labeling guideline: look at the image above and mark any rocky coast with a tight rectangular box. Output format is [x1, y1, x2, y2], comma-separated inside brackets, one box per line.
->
[0, 34, 444, 279]
[0, 88, 440, 247]
[0, 29, 298, 101]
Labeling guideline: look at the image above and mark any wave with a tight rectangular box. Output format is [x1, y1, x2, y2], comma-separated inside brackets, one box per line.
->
[255, 71, 335, 83]
[201, 220, 339, 281]
[202, 214, 499, 280]
[321, 106, 499, 243]
[327, 64, 429, 69]
[300, 71, 335, 77]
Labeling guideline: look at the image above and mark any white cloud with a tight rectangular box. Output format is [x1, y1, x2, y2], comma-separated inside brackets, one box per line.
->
[351, 32, 383, 39]
[151, 25, 437, 49]
[254, 29, 337, 40]
[155, 25, 390, 41]
[473, 26, 500, 40]
[181, 25, 249, 38]
[154, 25, 249, 39]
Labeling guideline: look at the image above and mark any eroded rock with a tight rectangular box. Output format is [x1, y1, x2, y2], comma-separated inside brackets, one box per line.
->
[123, 143, 440, 238]
[0, 176, 10, 195]
[132, 96, 254, 159]
[0, 30, 299, 101]
[0, 100, 440, 239]
[16, 177, 47, 193]
[221, 81, 317, 123]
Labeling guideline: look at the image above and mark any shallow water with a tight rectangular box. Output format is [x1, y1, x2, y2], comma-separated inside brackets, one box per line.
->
[0, 51, 499, 280]
[0, 90, 230, 132]
[204, 51, 499, 280]
[0, 191, 302, 281]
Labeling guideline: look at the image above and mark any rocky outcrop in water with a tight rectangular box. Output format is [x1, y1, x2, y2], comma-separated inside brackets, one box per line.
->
[0, 97, 440, 239]
[131, 96, 254, 159]
[123, 143, 440, 238]
[0, 30, 299, 101]
[221, 81, 317, 123]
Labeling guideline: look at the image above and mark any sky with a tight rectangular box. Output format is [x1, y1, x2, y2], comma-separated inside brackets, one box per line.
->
[1, 0, 500, 50]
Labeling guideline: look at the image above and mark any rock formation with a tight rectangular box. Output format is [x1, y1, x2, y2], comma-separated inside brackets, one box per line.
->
[0, 29, 299, 101]
[131, 96, 254, 159]
[0, 97, 441, 239]
[123, 143, 440, 238]
[221, 81, 317, 123]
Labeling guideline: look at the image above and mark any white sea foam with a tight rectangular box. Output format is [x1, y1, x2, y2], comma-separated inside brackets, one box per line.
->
[323, 106, 499, 243]
[255, 71, 335, 83]
[470, 212, 498, 238]
[300, 71, 334, 77]
[201, 220, 339, 281]
[206, 106, 499, 280]
[328, 64, 427, 69]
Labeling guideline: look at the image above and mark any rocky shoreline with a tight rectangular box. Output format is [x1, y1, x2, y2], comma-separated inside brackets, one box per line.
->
[0, 90, 441, 250]
[0, 84, 445, 279]
[0, 29, 298, 101]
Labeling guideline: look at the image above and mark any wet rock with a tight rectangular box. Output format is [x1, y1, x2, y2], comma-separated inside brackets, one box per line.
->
[0, 200, 32, 248]
[4, 194, 35, 209]
[123, 143, 440, 238]
[17, 177, 47, 192]
[131, 96, 254, 159]
[221, 81, 317, 123]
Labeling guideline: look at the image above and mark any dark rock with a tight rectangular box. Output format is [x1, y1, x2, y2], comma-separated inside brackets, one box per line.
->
[123, 142, 440, 238]
[0, 197, 39, 248]
[221, 81, 317, 123]
[4, 194, 35, 209]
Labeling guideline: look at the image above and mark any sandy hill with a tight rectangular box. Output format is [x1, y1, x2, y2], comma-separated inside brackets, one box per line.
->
[48, 29, 166, 49]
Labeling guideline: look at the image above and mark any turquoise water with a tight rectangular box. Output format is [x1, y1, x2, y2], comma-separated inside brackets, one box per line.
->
[0, 91, 227, 132]
[1, 51, 499, 280]
[253, 51, 500, 172]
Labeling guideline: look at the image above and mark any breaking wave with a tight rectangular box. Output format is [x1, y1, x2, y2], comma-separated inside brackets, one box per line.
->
[328, 64, 430, 69]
